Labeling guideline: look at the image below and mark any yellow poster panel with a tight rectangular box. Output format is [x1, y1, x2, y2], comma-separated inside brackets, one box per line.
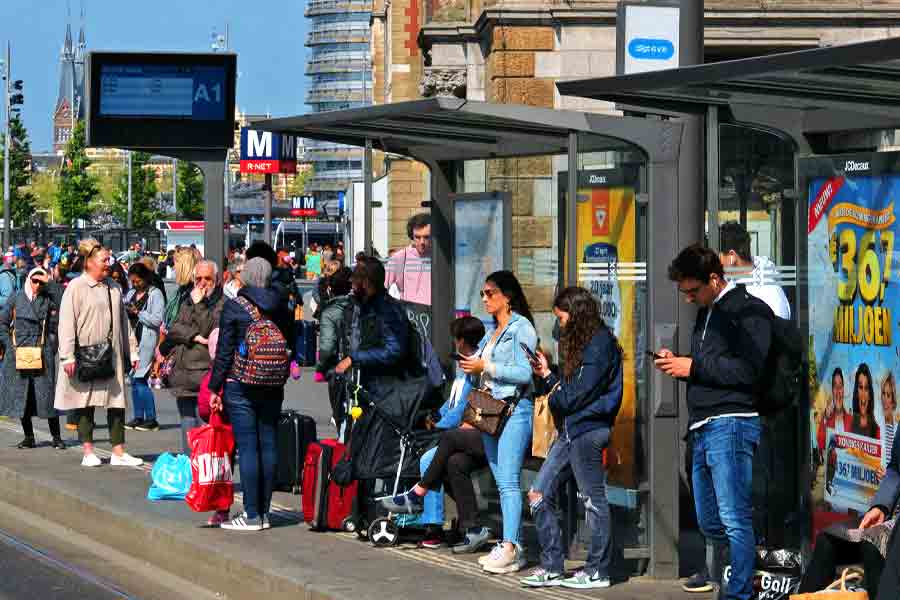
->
[576, 186, 638, 489]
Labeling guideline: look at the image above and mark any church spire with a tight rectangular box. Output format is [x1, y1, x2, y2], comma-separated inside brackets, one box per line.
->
[77, 1, 85, 57]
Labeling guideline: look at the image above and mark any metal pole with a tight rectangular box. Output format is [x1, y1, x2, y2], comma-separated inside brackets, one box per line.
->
[2, 42, 10, 249]
[364, 138, 373, 255]
[566, 131, 578, 286]
[172, 158, 177, 216]
[127, 150, 133, 229]
[264, 173, 273, 245]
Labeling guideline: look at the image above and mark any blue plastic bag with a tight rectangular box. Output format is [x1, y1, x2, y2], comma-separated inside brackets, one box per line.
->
[147, 453, 192, 501]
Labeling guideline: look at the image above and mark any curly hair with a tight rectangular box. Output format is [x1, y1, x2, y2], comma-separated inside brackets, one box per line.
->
[554, 287, 621, 379]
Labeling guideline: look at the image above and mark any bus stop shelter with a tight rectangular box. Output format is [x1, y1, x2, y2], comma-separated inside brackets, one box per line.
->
[257, 98, 691, 578]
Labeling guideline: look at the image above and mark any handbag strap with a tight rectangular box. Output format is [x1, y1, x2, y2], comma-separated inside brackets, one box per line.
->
[74, 280, 114, 349]
[10, 304, 47, 348]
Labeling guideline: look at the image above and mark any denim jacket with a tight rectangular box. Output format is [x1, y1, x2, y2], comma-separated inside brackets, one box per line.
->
[478, 312, 537, 401]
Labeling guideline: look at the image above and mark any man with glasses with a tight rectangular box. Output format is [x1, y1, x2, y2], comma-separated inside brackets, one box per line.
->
[385, 213, 431, 305]
[653, 244, 772, 600]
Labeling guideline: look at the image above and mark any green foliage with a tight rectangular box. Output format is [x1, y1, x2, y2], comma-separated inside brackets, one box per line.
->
[57, 121, 99, 225]
[289, 166, 314, 198]
[112, 151, 163, 228]
[0, 116, 37, 227]
[176, 160, 204, 219]
[29, 172, 61, 224]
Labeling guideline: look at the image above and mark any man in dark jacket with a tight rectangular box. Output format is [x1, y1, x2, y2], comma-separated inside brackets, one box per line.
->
[654, 244, 771, 600]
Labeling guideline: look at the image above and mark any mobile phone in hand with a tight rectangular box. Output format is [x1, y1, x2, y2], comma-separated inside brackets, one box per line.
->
[521, 343, 540, 363]
[450, 352, 465, 361]
[646, 350, 664, 360]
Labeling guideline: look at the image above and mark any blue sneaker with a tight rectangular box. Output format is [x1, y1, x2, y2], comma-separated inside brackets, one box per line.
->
[379, 489, 424, 514]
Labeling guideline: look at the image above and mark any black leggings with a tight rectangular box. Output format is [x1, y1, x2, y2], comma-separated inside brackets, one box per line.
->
[21, 379, 60, 439]
[421, 428, 487, 530]
[798, 532, 884, 598]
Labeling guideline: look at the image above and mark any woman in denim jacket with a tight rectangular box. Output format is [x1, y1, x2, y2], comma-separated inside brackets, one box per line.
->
[461, 270, 538, 574]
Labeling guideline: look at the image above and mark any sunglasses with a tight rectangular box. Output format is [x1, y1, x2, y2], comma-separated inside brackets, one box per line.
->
[30, 278, 46, 285]
[479, 288, 500, 299]
[87, 244, 102, 258]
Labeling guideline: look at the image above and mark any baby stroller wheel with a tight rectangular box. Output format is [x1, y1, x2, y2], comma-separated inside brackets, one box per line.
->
[355, 519, 370, 540]
[342, 516, 357, 533]
[368, 517, 399, 547]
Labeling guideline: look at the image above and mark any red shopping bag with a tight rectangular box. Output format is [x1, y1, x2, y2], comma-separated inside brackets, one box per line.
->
[185, 411, 235, 513]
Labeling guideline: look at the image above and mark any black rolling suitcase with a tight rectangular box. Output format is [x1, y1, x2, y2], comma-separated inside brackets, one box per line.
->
[297, 321, 318, 366]
[275, 410, 317, 494]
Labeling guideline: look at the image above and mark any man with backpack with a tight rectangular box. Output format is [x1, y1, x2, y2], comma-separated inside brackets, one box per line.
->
[654, 244, 773, 600]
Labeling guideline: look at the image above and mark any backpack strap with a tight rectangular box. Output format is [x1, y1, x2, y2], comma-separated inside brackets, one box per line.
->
[235, 295, 261, 321]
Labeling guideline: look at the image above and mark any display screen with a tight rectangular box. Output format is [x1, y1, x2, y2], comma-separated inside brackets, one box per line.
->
[99, 64, 226, 120]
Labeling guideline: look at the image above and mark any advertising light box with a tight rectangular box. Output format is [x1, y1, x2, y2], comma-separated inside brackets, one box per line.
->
[86, 52, 237, 150]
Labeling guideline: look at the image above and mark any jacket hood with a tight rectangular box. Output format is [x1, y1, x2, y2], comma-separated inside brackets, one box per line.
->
[238, 285, 280, 313]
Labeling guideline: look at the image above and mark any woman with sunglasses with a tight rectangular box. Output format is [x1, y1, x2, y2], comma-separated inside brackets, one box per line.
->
[0, 267, 64, 449]
[55, 239, 142, 467]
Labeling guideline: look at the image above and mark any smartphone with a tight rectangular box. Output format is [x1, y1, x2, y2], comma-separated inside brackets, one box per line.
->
[646, 350, 664, 360]
[521, 343, 540, 363]
[450, 352, 465, 361]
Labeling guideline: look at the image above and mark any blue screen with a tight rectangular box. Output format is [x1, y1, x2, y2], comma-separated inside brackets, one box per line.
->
[99, 64, 226, 120]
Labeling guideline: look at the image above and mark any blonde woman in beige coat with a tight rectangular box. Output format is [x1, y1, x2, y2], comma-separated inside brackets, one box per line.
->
[54, 240, 142, 468]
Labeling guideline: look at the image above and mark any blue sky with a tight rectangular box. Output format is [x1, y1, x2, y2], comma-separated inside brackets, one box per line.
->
[0, 0, 310, 152]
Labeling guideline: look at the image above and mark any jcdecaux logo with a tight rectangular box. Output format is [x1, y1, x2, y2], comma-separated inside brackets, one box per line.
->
[628, 38, 675, 60]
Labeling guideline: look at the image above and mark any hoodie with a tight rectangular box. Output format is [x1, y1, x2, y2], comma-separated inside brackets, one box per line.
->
[0, 263, 17, 308]
[730, 256, 791, 319]
[208, 285, 283, 392]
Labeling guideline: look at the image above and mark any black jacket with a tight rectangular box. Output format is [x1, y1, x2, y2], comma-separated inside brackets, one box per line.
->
[686, 284, 772, 427]
[350, 291, 408, 381]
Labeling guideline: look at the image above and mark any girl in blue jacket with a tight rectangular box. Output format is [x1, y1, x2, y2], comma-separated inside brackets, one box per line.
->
[521, 286, 623, 590]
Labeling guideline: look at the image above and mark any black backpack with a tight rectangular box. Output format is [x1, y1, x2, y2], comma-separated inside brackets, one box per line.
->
[734, 285, 805, 415]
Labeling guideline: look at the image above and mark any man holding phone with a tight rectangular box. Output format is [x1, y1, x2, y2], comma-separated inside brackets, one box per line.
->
[653, 244, 772, 600]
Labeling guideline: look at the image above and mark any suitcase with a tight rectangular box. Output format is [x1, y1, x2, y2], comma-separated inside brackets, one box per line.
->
[275, 411, 317, 494]
[297, 321, 318, 367]
[302, 439, 357, 531]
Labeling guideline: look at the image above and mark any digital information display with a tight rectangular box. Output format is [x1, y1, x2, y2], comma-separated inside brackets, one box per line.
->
[99, 64, 226, 120]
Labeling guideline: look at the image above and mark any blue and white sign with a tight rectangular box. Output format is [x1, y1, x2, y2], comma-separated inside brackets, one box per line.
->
[239, 128, 297, 174]
[622, 3, 680, 75]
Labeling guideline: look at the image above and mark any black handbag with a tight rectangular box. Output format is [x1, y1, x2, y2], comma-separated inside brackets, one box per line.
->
[75, 285, 115, 383]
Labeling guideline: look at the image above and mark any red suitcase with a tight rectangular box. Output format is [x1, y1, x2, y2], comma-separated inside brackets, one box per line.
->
[301, 439, 357, 531]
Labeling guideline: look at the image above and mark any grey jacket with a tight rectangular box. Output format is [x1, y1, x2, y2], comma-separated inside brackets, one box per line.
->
[872, 434, 900, 516]
[124, 286, 165, 378]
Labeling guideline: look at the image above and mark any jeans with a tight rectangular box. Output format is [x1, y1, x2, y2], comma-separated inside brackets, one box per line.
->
[482, 399, 533, 545]
[420, 428, 487, 529]
[420, 447, 443, 526]
[130, 376, 157, 421]
[691, 417, 761, 600]
[224, 381, 283, 519]
[176, 397, 200, 455]
[531, 427, 612, 576]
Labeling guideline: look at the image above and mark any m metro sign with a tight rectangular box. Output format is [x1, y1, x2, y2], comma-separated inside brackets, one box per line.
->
[240, 128, 297, 174]
[290, 195, 317, 217]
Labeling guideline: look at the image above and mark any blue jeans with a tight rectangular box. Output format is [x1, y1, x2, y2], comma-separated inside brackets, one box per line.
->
[691, 417, 761, 600]
[419, 446, 444, 526]
[482, 399, 533, 545]
[531, 427, 612, 576]
[223, 381, 284, 519]
[130, 376, 156, 421]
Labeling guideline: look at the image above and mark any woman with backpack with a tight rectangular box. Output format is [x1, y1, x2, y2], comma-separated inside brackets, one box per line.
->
[520, 286, 622, 590]
[208, 257, 289, 532]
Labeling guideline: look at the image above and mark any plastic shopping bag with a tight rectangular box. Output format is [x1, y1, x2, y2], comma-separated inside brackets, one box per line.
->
[185, 411, 235, 513]
[147, 452, 192, 501]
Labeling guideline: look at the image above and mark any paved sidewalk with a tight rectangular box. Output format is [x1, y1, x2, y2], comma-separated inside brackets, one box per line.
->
[0, 375, 708, 600]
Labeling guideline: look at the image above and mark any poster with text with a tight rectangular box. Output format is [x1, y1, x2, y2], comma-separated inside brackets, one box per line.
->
[577, 184, 639, 488]
[806, 154, 899, 522]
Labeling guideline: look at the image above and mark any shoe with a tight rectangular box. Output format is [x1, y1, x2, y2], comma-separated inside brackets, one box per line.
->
[124, 418, 144, 430]
[135, 419, 160, 432]
[262, 514, 271, 530]
[482, 543, 527, 574]
[559, 570, 611, 589]
[207, 510, 230, 527]
[379, 489, 424, 514]
[520, 567, 563, 587]
[419, 527, 445, 549]
[220, 512, 263, 532]
[51, 438, 66, 450]
[81, 453, 102, 467]
[682, 572, 714, 593]
[451, 527, 491, 554]
[110, 452, 143, 467]
[16, 436, 35, 449]
[65, 422, 78, 432]
[290, 361, 302, 380]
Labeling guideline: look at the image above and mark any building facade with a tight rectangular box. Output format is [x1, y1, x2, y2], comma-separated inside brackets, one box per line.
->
[304, 0, 374, 214]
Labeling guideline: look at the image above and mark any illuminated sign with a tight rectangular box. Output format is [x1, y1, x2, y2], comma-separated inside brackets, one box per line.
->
[290, 195, 317, 217]
[239, 128, 297, 174]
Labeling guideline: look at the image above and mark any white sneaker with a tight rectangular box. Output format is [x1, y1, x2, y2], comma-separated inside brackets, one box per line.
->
[479, 542, 503, 565]
[110, 453, 143, 467]
[482, 543, 527, 574]
[81, 453, 102, 467]
[221, 512, 263, 532]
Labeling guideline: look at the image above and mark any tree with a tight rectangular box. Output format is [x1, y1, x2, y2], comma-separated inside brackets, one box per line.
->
[112, 152, 163, 228]
[57, 121, 99, 225]
[176, 160, 204, 219]
[0, 116, 37, 228]
[288, 165, 314, 198]
[29, 172, 60, 224]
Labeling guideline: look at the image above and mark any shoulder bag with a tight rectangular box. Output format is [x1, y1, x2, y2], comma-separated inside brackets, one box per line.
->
[462, 332, 524, 436]
[11, 306, 45, 371]
[74, 284, 116, 382]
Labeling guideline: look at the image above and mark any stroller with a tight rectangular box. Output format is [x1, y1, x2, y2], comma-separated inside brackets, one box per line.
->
[344, 372, 443, 547]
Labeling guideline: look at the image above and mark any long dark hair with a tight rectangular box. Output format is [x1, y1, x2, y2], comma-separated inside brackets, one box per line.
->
[853, 363, 875, 421]
[554, 286, 621, 379]
[485, 270, 533, 325]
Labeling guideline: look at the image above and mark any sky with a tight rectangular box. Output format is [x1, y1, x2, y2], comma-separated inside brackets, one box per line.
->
[0, 0, 311, 152]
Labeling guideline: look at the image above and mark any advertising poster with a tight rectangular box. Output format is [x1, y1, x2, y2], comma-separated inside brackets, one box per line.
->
[453, 193, 509, 323]
[805, 153, 899, 523]
[573, 170, 639, 488]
